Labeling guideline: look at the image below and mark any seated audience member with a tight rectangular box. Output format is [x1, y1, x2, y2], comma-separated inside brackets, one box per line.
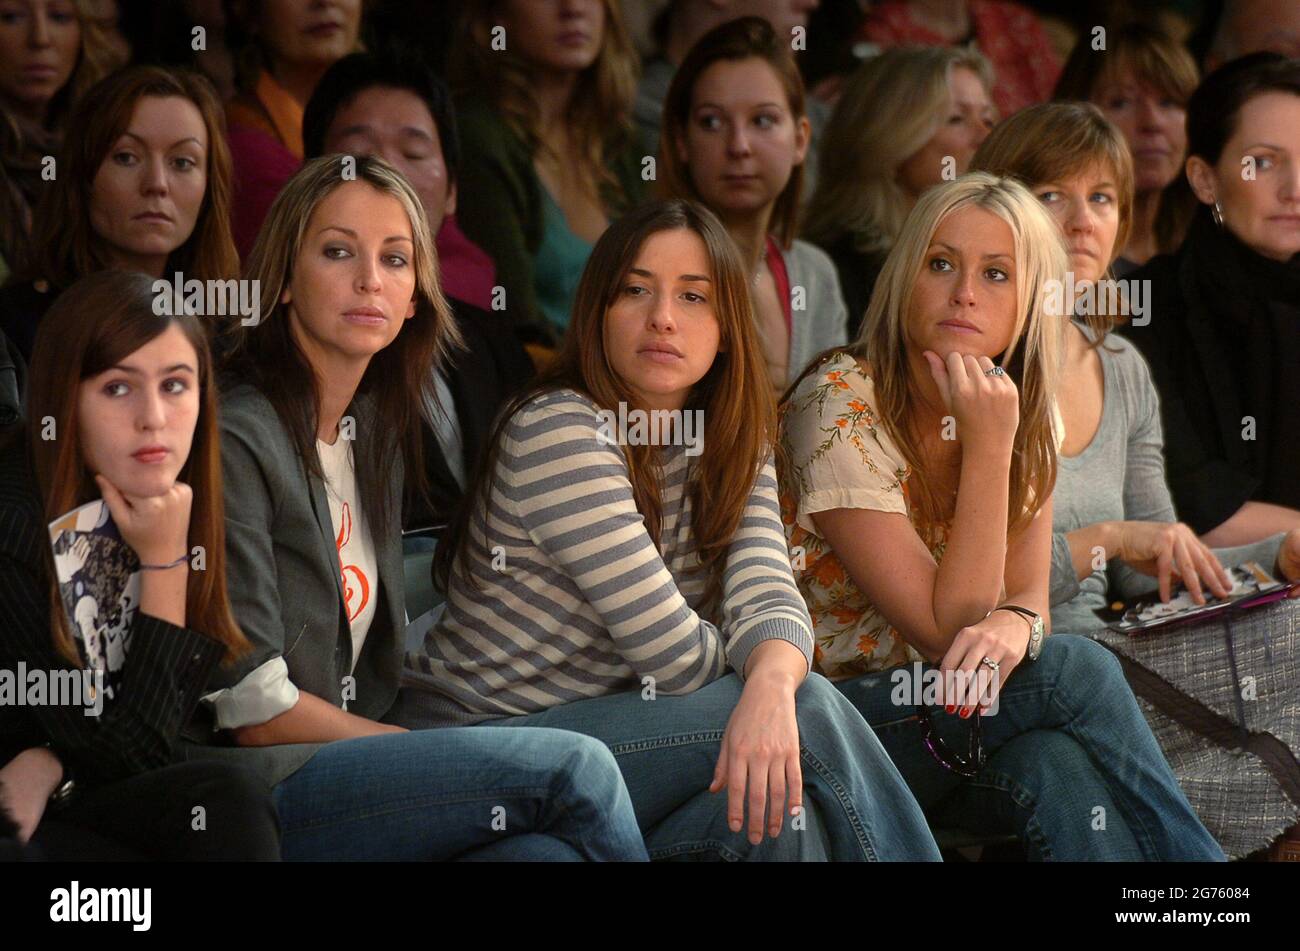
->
[223, 0, 361, 256]
[303, 52, 532, 527]
[203, 155, 647, 862]
[0, 65, 239, 362]
[1121, 54, 1300, 543]
[659, 17, 846, 392]
[634, 0, 828, 197]
[972, 101, 1300, 858]
[1054, 22, 1199, 275]
[396, 198, 943, 862]
[449, 0, 645, 350]
[779, 173, 1223, 860]
[305, 51, 500, 315]
[855, 0, 1062, 115]
[1205, 0, 1300, 71]
[0, 0, 124, 280]
[0, 270, 281, 861]
[803, 45, 995, 336]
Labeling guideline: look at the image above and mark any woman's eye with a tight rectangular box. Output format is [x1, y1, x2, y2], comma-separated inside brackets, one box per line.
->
[324, 246, 350, 259]
[697, 114, 723, 132]
[112, 151, 138, 166]
[1037, 190, 1060, 204]
[162, 378, 188, 395]
[928, 256, 953, 271]
[623, 284, 648, 297]
[1254, 155, 1275, 171]
[103, 381, 129, 397]
[985, 267, 1008, 282]
[1090, 192, 1113, 204]
[682, 291, 706, 303]
[1106, 97, 1130, 110]
[383, 253, 408, 267]
[754, 113, 777, 129]
[947, 113, 964, 125]
[172, 156, 198, 171]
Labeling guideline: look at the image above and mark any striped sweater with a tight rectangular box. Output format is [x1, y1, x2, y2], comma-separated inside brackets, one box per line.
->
[401, 389, 814, 722]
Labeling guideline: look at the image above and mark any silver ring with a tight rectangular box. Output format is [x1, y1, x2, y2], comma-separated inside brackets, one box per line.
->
[984, 366, 1007, 378]
[980, 656, 1000, 672]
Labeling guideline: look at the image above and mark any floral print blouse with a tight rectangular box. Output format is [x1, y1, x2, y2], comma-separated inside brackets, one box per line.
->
[779, 351, 949, 680]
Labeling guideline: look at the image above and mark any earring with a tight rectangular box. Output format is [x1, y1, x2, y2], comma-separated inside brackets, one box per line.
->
[1212, 201, 1225, 228]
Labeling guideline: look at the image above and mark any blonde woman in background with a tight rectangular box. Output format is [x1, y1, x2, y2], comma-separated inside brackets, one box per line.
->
[803, 46, 996, 338]
[780, 173, 1223, 860]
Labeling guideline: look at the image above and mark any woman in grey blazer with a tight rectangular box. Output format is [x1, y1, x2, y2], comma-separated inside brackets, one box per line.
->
[187, 155, 647, 861]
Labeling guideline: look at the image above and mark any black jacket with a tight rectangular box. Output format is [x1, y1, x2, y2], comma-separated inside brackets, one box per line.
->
[0, 441, 224, 784]
[1119, 211, 1300, 533]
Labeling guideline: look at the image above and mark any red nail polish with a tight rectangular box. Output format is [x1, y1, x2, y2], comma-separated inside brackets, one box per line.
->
[945, 704, 956, 714]
[960, 708, 971, 719]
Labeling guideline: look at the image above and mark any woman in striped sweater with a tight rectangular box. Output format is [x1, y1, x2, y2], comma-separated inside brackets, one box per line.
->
[395, 199, 941, 861]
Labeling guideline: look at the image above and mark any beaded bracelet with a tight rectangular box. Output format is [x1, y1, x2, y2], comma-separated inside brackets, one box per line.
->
[139, 552, 189, 571]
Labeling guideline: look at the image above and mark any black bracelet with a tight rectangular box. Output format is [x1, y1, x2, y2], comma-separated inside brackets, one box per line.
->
[139, 552, 189, 571]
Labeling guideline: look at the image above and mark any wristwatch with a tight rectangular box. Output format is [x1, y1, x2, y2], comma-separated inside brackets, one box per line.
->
[995, 604, 1045, 661]
[41, 742, 76, 812]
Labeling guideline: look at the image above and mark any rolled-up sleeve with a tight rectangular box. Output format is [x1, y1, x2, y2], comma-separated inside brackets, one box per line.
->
[202, 656, 300, 730]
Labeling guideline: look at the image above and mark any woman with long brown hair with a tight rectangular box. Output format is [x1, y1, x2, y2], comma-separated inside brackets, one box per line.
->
[658, 16, 847, 394]
[0, 269, 279, 860]
[395, 198, 942, 861]
[0, 64, 238, 362]
[203, 154, 647, 862]
[0, 0, 125, 281]
[449, 0, 644, 350]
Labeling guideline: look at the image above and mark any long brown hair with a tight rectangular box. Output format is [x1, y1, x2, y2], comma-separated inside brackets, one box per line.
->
[24, 270, 248, 665]
[436, 199, 775, 616]
[970, 102, 1135, 343]
[222, 154, 459, 543]
[449, 0, 638, 200]
[658, 16, 808, 248]
[26, 65, 239, 290]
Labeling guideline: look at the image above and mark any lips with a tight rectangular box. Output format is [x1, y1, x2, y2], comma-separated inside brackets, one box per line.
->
[558, 30, 589, 45]
[305, 21, 343, 37]
[639, 342, 684, 362]
[344, 305, 386, 327]
[132, 446, 168, 464]
[21, 63, 60, 79]
[134, 211, 172, 223]
[937, 318, 979, 334]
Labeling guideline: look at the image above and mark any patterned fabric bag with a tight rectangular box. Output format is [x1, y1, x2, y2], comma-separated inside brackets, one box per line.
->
[1091, 598, 1300, 859]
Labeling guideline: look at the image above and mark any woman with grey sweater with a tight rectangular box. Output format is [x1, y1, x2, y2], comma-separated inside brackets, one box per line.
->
[972, 103, 1300, 858]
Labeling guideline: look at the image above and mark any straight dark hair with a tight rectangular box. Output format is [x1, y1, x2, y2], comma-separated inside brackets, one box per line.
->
[1187, 52, 1300, 165]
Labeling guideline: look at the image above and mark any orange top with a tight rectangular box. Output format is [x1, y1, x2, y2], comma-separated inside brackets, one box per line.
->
[226, 70, 305, 160]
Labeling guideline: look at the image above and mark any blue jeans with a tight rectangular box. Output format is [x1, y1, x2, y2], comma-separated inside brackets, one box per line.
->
[271, 727, 648, 861]
[421, 673, 943, 861]
[834, 634, 1225, 861]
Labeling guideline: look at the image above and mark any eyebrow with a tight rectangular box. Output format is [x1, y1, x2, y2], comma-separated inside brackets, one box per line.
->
[1241, 142, 1284, 151]
[333, 124, 435, 142]
[120, 132, 204, 150]
[108, 363, 196, 376]
[929, 241, 1013, 263]
[693, 101, 784, 111]
[628, 267, 712, 282]
[318, 226, 414, 244]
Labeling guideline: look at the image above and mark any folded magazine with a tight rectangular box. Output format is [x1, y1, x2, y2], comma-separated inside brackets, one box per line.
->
[1093, 560, 1298, 634]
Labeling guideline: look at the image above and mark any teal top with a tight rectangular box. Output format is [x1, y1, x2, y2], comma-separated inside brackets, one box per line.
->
[535, 188, 594, 333]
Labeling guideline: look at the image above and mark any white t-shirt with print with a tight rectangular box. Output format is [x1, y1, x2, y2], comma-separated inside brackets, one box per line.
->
[317, 436, 379, 673]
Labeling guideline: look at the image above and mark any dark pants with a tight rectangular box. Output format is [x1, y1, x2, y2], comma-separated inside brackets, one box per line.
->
[31, 760, 281, 861]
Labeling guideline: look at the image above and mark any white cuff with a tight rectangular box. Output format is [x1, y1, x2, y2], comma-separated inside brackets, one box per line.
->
[201, 656, 300, 730]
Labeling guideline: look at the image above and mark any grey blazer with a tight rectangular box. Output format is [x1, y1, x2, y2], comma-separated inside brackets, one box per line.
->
[182, 381, 406, 787]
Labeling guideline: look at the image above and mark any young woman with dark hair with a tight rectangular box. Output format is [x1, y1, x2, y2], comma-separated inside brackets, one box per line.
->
[0, 269, 280, 860]
[396, 197, 943, 862]
[201, 154, 647, 862]
[0, 64, 238, 362]
[658, 16, 848, 393]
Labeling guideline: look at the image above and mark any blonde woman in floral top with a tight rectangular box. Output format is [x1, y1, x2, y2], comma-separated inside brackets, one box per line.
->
[778, 174, 1222, 861]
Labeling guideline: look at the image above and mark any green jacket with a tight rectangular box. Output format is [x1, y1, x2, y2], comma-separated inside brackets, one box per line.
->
[453, 96, 646, 345]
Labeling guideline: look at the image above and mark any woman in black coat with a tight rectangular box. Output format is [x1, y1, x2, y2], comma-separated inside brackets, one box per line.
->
[1122, 54, 1300, 547]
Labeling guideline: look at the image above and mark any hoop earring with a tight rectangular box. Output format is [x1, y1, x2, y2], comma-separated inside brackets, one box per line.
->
[1212, 201, 1225, 228]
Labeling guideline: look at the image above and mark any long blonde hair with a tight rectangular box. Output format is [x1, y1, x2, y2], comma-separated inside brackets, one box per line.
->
[803, 46, 994, 255]
[856, 174, 1067, 539]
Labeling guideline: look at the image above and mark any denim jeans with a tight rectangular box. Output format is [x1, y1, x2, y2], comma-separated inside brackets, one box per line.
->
[271, 727, 648, 861]
[451, 673, 942, 861]
[834, 634, 1226, 861]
